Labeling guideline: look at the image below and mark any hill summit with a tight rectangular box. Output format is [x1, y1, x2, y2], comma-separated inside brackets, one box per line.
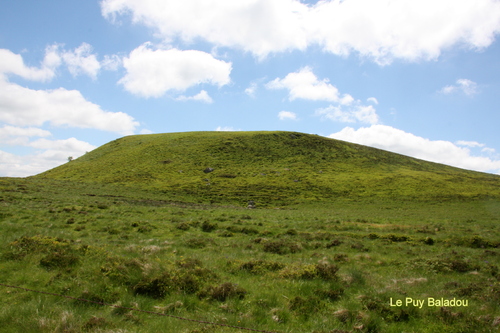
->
[34, 131, 500, 205]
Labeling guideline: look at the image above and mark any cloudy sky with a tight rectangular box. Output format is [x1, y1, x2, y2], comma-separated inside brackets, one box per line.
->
[1, 0, 500, 177]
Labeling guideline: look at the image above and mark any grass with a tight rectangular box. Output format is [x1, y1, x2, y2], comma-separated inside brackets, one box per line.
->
[1, 131, 500, 332]
[34, 131, 500, 206]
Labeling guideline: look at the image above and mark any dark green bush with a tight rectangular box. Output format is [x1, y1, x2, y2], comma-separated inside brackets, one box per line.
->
[239, 259, 285, 273]
[288, 296, 323, 317]
[176, 222, 190, 231]
[40, 251, 79, 269]
[263, 240, 302, 255]
[133, 273, 172, 299]
[201, 221, 217, 232]
[198, 282, 247, 301]
[326, 239, 342, 248]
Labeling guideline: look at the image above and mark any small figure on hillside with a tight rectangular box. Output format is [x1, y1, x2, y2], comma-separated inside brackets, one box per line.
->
[247, 200, 256, 209]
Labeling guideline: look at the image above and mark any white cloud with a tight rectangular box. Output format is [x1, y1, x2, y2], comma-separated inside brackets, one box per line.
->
[61, 43, 101, 79]
[0, 77, 138, 134]
[456, 140, 484, 148]
[176, 90, 213, 103]
[278, 111, 298, 120]
[102, 54, 122, 71]
[316, 104, 379, 124]
[266, 67, 350, 102]
[0, 125, 51, 145]
[367, 97, 379, 105]
[119, 43, 232, 98]
[439, 79, 478, 96]
[215, 126, 239, 131]
[0, 46, 61, 82]
[102, 0, 500, 63]
[329, 125, 500, 174]
[0, 137, 96, 177]
[245, 82, 258, 97]
[267, 68, 379, 124]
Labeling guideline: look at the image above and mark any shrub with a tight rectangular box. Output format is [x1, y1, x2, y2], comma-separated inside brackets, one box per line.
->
[386, 234, 410, 242]
[185, 238, 211, 249]
[201, 221, 217, 232]
[326, 239, 342, 248]
[288, 296, 323, 318]
[176, 222, 190, 231]
[198, 282, 247, 301]
[263, 240, 302, 255]
[137, 225, 153, 233]
[423, 237, 434, 245]
[315, 263, 339, 280]
[239, 259, 285, 274]
[279, 264, 318, 280]
[176, 257, 203, 269]
[315, 287, 344, 301]
[219, 230, 234, 237]
[133, 273, 172, 299]
[40, 251, 79, 269]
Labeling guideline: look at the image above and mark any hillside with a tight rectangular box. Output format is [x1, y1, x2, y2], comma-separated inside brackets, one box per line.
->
[34, 131, 500, 206]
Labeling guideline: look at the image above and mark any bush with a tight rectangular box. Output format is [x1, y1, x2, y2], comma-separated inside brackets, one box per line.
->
[201, 221, 217, 232]
[239, 259, 285, 274]
[423, 237, 434, 245]
[315, 287, 344, 301]
[315, 263, 339, 280]
[176, 222, 190, 231]
[386, 234, 410, 242]
[288, 296, 324, 318]
[263, 240, 302, 255]
[133, 273, 172, 299]
[185, 238, 212, 249]
[326, 239, 342, 248]
[198, 282, 247, 301]
[40, 251, 79, 269]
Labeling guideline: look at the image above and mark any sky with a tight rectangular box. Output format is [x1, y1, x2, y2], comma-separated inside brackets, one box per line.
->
[1, 0, 500, 177]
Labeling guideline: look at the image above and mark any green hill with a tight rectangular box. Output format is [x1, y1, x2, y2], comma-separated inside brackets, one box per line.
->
[34, 131, 500, 206]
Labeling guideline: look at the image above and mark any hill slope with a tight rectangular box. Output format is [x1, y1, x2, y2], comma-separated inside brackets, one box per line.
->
[34, 131, 500, 205]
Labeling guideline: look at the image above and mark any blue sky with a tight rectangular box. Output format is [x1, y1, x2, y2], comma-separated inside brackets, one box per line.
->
[1, 0, 500, 177]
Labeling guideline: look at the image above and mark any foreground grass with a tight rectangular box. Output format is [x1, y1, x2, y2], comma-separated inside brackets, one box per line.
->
[1, 177, 500, 332]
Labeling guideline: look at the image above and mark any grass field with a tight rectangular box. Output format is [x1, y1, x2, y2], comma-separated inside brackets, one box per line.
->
[1, 131, 500, 332]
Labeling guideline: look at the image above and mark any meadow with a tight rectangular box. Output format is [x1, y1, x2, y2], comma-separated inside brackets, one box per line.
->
[1, 131, 500, 332]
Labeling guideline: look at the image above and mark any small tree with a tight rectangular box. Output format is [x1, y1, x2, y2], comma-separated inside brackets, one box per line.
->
[67, 156, 73, 162]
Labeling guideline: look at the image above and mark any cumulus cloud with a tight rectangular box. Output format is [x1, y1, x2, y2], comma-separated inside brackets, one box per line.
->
[0, 125, 51, 146]
[245, 82, 258, 97]
[119, 43, 232, 98]
[367, 97, 379, 105]
[215, 126, 240, 131]
[267, 67, 379, 124]
[439, 79, 478, 96]
[456, 140, 484, 148]
[0, 137, 96, 177]
[329, 125, 500, 174]
[0, 46, 60, 82]
[102, 54, 122, 71]
[316, 104, 379, 124]
[266, 67, 353, 103]
[101, 0, 500, 63]
[278, 111, 298, 120]
[0, 44, 123, 82]
[176, 90, 213, 103]
[61, 43, 101, 79]
[0, 77, 138, 134]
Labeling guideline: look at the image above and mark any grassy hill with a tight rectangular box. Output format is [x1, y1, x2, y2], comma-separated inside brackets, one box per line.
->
[2, 131, 500, 332]
[34, 131, 500, 206]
